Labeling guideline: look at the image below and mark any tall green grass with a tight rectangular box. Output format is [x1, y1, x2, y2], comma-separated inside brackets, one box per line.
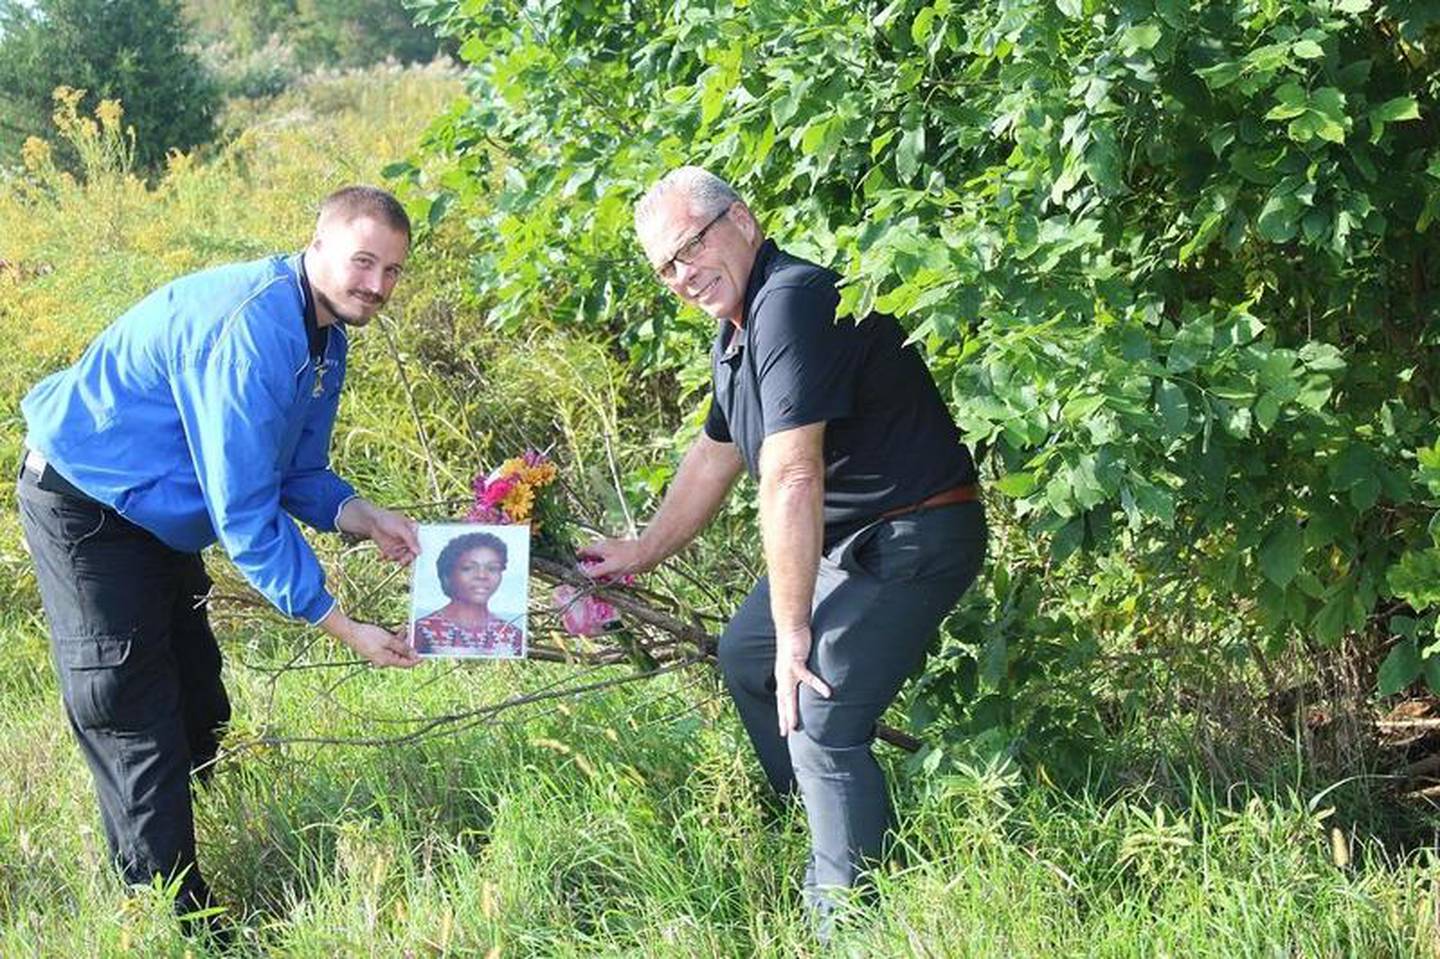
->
[1, 65, 1438, 957]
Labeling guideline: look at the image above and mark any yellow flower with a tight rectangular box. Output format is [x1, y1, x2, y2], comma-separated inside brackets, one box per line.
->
[96, 99, 124, 131]
[164, 148, 194, 178]
[501, 481, 535, 522]
[521, 462, 557, 487]
[51, 86, 85, 121]
[499, 456, 526, 478]
[21, 137, 52, 172]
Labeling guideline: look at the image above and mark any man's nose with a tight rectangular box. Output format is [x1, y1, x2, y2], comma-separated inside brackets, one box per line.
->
[672, 258, 701, 292]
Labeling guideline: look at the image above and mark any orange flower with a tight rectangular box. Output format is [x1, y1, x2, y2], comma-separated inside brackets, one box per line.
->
[501, 481, 535, 521]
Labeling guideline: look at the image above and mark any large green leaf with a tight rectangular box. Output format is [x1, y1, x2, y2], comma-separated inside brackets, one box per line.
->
[1378, 639, 1421, 696]
[1388, 548, 1440, 611]
[1259, 522, 1305, 588]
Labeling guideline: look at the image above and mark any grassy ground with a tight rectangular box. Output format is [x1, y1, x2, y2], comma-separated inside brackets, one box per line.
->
[1, 65, 1439, 957]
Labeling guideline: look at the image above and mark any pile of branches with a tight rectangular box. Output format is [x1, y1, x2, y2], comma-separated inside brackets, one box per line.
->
[206, 550, 919, 755]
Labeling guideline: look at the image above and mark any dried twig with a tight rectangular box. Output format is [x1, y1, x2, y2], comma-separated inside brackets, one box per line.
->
[219, 656, 703, 754]
[529, 554, 923, 752]
[1376, 718, 1440, 730]
[377, 312, 442, 502]
[217, 549, 925, 754]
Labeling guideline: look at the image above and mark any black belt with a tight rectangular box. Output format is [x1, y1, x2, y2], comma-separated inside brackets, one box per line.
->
[22, 450, 100, 503]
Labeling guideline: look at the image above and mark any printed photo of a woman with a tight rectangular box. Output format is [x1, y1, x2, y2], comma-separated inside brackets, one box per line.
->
[411, 529, 525, 658]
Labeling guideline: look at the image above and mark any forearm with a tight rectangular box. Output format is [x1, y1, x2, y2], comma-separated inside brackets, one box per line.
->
[213, 505, 336, 623]
[634, 434, 742, 567]
[319, 605, 357, 642]
[281, 469, 356, 531]
[757, 424, 831, 734]
[319, 604, 421, 668]
[758, 465, 824, 632]
[336, 496, 378, 537]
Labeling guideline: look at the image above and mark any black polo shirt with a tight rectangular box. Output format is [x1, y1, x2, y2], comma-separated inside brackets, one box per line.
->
[704, 239, 977, 546]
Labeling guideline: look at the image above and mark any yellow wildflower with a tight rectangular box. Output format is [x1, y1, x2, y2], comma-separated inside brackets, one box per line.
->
[521, 462, 557, 487]
[499, 456, 526, 478]
[96, 99, 124, 131]
[164, 148, 194, 179]
[51, 86, 85, 123]
[501, 481, 535, 522]
[21, 137, 52, 172]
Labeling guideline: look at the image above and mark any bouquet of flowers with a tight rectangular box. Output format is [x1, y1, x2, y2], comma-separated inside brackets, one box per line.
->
[466, 450, 559, 526]
[463, 450, 624, 638]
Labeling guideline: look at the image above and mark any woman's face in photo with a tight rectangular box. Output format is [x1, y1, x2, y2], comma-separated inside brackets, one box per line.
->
[445, 546, 505, 607]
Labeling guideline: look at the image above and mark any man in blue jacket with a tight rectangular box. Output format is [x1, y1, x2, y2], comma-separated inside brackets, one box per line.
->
[16, 185, 422, 922]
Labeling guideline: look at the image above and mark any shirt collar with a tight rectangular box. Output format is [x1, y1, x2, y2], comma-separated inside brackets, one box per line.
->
[739, 238, 779, 330]
[293, 252, 326, 360]
[719, 315, 746, 361]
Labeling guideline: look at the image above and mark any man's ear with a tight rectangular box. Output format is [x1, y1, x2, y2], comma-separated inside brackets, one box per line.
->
[732, 202, 761, 243]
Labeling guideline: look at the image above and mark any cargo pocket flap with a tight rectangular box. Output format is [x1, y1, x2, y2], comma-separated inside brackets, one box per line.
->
[55, 631, 133, 669]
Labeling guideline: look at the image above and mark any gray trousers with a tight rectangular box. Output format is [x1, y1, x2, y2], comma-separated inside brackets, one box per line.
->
[718, 501, 986, 901]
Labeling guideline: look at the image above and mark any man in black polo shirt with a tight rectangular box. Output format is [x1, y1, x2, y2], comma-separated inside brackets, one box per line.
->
[582, 166, 986, 929]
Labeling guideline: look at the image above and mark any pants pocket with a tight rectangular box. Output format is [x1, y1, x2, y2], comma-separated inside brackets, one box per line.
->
[849, 518, 925, 582]
[55, 630, 171, 731]
[51, 498, 108, 551]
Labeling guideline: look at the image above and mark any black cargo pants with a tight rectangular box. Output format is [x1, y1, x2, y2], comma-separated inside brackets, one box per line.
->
[16, 455, 230, 915]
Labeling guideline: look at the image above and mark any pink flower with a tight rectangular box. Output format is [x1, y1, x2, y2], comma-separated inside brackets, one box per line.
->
[552, 585, 621, 637]
[480, 475, 518, 508]
[464, 504, 505, 524]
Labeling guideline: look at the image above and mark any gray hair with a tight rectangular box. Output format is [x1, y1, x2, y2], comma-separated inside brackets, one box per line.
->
[634, 166, 741, 234]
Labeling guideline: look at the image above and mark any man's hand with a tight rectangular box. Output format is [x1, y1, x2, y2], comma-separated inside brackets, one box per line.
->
[338, 497, 420, 564]
[775, 624, 831, 737]
[367, 507, 420, 564]
[577, 537, 654, 581]
[576, 434, 743, 582]
[320, 607, 421, 668]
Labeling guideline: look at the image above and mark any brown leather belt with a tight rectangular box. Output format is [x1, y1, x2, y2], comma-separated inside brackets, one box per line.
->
[880, 483, 980, 520]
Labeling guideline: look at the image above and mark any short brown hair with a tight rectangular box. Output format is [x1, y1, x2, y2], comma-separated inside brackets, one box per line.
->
[318, 185, 411, 239]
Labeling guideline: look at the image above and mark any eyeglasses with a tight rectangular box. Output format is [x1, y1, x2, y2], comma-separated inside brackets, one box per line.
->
[654, 206, 730, 281]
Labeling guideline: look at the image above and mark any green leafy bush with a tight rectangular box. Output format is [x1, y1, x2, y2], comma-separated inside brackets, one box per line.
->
[408, 0, 1440, 758]
[185, 0, 447, 78]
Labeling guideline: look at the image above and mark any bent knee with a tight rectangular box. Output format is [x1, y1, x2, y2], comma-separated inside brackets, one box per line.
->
[787, 724, 876, 776]
[717, 639, 773, 695]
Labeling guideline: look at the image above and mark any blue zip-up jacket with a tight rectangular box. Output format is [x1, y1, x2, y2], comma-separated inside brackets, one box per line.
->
[21, 254, 356, 624]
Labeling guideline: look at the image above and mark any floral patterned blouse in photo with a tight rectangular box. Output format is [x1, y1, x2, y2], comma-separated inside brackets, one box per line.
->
[412, 612, 524, 657]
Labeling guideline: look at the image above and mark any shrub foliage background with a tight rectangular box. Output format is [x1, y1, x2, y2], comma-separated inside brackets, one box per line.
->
[0, 0, 218, 171]
[0, 31, 1437, 956]
[183, 0, 451, 100]
[397, 0, 1440, 761]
